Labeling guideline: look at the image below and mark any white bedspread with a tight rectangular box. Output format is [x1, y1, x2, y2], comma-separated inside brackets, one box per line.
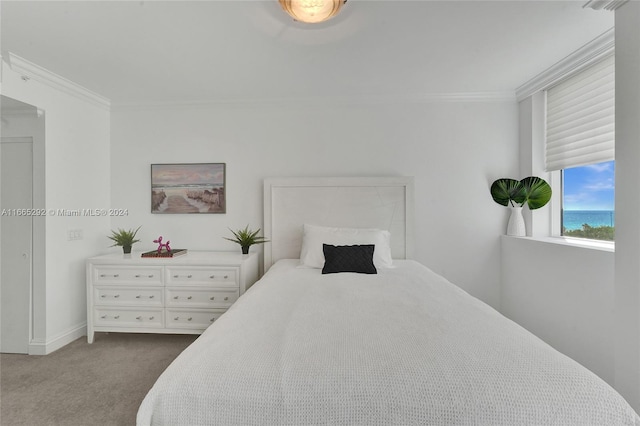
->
[137, 260, 640, 425]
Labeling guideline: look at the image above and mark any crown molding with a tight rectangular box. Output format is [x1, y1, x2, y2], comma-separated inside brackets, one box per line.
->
[7, 53, 110, 110]
[516, 27, 614, 102]
[112, 91, 515, 111]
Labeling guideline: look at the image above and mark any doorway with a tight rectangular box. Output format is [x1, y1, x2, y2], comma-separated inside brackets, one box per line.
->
[0, 137, 33, 353]
[1, 95, 44, 355]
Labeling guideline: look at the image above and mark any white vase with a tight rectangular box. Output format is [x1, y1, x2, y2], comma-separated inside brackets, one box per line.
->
[506, 205, 526, 236]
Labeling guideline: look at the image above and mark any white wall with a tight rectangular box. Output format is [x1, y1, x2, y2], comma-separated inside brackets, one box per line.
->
[501, 237, 615, 384]
[505, 94, 619, 389]
[613, 2, 640, 411]
[1, 58, 111, 354]
[505, 89, 617, 385]
[110, 98, 518, 308]
[503, 11, 640, 411]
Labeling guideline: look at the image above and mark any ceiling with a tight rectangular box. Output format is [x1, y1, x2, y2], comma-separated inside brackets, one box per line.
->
[0, 1, 614, 105]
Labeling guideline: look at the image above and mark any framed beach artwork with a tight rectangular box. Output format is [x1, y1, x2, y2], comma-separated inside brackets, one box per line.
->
[151, 163, 226, 214]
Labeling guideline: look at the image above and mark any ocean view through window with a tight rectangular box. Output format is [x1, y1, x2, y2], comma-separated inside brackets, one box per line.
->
[562, 161, 615, 241]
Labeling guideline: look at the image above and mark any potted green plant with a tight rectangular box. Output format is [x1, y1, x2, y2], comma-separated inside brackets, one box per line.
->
[224, 225, 269, 254]
[108, 226, 141, 254]
[490, 176, 552, 236]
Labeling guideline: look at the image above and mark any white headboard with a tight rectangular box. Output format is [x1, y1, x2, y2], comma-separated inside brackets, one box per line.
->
[263, 177, 414, 271]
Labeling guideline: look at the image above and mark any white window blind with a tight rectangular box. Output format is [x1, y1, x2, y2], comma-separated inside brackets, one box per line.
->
[545, 54, 615, 171]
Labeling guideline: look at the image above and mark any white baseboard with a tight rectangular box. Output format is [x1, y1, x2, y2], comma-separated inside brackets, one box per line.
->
[29, 323, 87, 355]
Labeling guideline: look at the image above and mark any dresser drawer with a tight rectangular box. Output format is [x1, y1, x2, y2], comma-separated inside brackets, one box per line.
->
[93, 266, 163, 285]
[94, 286, 163, 307]
[165, 287, 239, 309]
[166, 308, 225, 329]
[166, 266, 238, 287]
[94, 307, 164, 328]
[86, 252, 258, 344]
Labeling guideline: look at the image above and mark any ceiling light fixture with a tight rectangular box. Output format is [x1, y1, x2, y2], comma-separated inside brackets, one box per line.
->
[278, 0, 347, 24]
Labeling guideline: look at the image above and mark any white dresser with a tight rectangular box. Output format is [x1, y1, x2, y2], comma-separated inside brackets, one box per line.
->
[86, 251, 259, 343]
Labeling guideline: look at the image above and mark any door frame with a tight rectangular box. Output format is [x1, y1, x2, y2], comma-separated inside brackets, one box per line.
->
[1, 136, 34, 353]
[0, 97, 46, 355]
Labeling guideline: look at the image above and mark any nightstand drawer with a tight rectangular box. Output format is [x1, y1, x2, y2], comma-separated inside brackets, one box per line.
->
[94, 307, 164, 328]
[166, 266, 238, 286]
[166, 309, 225, 329]
[93, 266, 163, 285]
[94, 286, 163, 307]
[165, 288, 239, 309]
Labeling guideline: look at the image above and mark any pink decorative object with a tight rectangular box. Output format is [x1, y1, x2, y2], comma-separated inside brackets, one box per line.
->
[153, 236, 171, 253]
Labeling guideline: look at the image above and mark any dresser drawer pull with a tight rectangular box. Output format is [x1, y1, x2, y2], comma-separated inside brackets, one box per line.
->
[187, 296, 192, 300]
[149, 316, 154, 320]
[173, 296, 179, 299]
[224, 297, 229, 301]
[114, 274, 119, 278]
[224, 275, 229, 279]
[101, 295, 106, 298]
[114, 315, 120, 319]
[136, 316, 142, 320]
[209, 275, 215, 279]
[188, 275, 193, 278]
[210, 318, 215, 322]
[99, 273, 119, 278]
[135, 274, 141, 278]
[173, 316, 193, 321]
[210, 296, 215, 300]
[101, 315, 107, 319]
[136, 295, 141, 298]
[114, 294, 120, 298]
[173, 275, 179, 278]
[148, 275, 154, 278]
[149, 295, 154, 299]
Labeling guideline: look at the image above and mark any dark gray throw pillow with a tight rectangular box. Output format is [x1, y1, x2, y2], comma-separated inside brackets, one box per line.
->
[322, 244, 377, 274]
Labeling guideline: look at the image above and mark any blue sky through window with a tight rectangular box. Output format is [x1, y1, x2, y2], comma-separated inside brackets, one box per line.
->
[563, 161, 615, 211]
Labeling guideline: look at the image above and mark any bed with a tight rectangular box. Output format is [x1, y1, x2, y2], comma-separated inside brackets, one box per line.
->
[137, 177, 640, 425]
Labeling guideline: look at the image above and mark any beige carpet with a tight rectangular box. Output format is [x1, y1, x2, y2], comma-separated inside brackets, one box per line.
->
[0, 332, 197, 426]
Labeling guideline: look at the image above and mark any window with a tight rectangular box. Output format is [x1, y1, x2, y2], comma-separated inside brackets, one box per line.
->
[561, 161, 615, 241]
[546, 54, 615, 241]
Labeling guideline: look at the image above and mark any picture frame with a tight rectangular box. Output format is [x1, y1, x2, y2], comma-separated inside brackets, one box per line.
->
[151, 163, 226, 214]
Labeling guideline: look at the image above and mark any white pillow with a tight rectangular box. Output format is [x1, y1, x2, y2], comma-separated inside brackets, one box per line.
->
[299, 224, 393, 269]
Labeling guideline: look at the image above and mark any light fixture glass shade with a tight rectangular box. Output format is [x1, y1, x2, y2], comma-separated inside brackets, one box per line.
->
[278, 0, 347, 24]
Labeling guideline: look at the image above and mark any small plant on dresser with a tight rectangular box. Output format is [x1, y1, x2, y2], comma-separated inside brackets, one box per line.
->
[107, 226, 141, 254]
[224, 225, 269, 254]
